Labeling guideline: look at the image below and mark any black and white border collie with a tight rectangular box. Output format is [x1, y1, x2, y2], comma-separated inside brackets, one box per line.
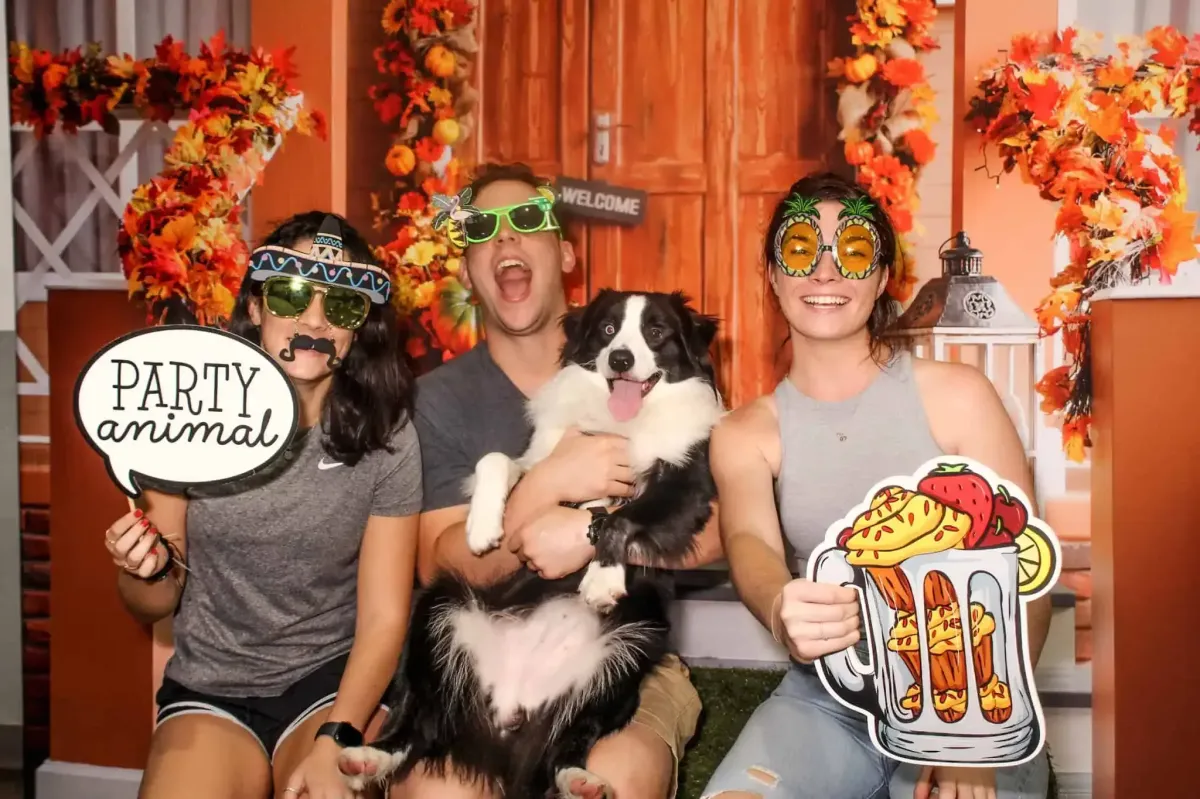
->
[339, 290, 724, 798]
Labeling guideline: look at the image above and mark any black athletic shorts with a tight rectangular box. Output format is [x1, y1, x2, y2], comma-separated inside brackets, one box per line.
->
[154, 653, 381, 760]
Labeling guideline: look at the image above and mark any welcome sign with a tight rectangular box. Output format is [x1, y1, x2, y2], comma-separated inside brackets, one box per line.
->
[555, 176, 647, 226]
[74, 326, 300, 497]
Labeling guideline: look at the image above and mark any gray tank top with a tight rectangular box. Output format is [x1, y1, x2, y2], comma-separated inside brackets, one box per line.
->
[774, 351, 944, 564]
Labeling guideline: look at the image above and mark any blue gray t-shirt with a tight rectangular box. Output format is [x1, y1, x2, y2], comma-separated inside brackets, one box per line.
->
[163, 422, 423, 696]
[414, 344, 531, 512]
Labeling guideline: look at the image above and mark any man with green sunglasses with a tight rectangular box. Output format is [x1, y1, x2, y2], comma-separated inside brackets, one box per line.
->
[410, 164, 723, 799]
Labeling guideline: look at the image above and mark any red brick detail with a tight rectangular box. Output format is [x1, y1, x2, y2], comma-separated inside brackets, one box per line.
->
[1074, 597, 1092, 629]
[21, 502, 51, 768]
[21, 507, 49, 534]
[1058, 568, 1092, 599]
[22, 589, 49, 617]
[23, 560, 49, 588]
[22, 532, 50, 560]
[23, 644, 49, 673]
[1075, 627, 1093, 663]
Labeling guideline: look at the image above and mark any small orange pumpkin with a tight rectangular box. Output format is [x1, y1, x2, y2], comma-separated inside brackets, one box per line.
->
[386, 144, 416, 177]
[433, 118, 460, 146]
[425, 45, 456, 78]
[844, 53, 878, 84]
[844, 139, 875, 166]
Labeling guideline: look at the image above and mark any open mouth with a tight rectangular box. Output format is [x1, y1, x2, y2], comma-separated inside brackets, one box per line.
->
[494, 257, 532, 303]
[606, 372, 661, 422]
[802, 295, 849, 308]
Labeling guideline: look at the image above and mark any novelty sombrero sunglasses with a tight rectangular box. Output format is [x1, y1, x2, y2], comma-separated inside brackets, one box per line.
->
[248, 216, 392, 324]
[773, 195, 883, 280]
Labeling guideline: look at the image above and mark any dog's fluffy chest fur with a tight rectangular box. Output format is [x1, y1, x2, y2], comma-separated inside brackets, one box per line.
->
[446, 596, 615, 729]
[521, 363, 724, 473]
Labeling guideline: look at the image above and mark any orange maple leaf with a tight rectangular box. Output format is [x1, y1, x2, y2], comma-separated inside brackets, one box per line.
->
[1094, 62, 1136, 88]
[1146, 25, 1187, 67]
[1025, 78, 1063, 122]
[1154, 200, 1200, 275]
[1083, 99, 1128, 144]
[1052, 27, 1078, 55]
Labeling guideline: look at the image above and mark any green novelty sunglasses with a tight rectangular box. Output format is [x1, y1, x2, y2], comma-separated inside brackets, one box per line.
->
[463, 198, 562, 244]
[262, 276, 371, 330]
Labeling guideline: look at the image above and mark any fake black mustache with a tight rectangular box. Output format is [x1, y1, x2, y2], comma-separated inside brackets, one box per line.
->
[280, 334, 342, 368]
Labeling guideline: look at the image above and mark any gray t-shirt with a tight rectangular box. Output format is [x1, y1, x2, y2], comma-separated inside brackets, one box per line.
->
[163, 422, 423, 696]
[415, 345, 531, 512]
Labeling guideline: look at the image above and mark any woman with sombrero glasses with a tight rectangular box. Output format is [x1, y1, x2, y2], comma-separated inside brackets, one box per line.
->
[99, 212, 422, 799]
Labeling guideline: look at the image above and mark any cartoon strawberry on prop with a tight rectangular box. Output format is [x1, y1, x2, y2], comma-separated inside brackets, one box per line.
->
[916, 463, 995, 548]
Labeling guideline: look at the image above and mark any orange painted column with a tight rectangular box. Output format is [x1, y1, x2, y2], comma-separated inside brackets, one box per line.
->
[47, 288, 150, 769]
[1089, 291, 1200, 799]
[950, 0, 1059, 317]
[250, 0, 349, 243]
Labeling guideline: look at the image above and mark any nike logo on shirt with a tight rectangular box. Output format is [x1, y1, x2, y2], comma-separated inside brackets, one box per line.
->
[317, 458, 343, 470]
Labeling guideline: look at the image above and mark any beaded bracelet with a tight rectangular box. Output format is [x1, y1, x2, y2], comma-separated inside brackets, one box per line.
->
[133, 533, 182, 584]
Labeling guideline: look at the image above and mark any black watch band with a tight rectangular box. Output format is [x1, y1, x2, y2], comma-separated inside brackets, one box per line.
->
[586, 506, 608, 545]
[315, 721, 363, 748]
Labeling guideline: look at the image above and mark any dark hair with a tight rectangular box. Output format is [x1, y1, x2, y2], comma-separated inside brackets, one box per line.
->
[227, 211, 414, 466]
[465, 161, 574, 240]
[765, 171, 906, 365]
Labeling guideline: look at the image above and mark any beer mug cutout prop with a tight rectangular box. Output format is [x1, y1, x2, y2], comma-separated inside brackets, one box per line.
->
[807, 457, 1060, 767]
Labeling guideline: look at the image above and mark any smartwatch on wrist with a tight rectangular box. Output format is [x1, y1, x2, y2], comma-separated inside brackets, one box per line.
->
[586, 506, 608, 545]
[315, 721, 363, 748]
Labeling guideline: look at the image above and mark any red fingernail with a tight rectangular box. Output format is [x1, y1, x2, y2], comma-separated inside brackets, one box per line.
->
[141, 519, 150, 528]
[134, 509, 143, 518]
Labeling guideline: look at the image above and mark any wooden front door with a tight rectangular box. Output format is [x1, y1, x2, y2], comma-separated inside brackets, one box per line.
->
[478, 0, 844, 407]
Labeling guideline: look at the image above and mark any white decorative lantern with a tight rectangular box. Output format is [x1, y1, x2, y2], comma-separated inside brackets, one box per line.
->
[890, 232, 1054, 498]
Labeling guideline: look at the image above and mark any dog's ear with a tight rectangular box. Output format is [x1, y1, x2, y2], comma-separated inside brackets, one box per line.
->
[558, 305, 588, 365]
[670, 292, 719, 362]
[691, 312, 719, 352]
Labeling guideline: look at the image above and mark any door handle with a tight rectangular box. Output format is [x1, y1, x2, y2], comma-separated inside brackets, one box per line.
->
[593, 112, 611, 165]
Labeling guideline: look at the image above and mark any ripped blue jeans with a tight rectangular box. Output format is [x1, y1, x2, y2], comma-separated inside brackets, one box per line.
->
[700, 665, 1049, 798]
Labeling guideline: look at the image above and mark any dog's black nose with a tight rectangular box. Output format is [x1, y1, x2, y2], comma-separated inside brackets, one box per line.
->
[608, 348, 634, 374]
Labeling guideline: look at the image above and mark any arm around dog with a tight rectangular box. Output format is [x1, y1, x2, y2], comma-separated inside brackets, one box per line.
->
[412, 398, 524, 587]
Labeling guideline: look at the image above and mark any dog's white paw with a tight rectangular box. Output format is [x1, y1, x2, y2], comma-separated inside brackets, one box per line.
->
[337, 745, 407, 792]
[555, 766, 614, 799]
[465, 499, 505, 555]
[579, 562, 627, 611]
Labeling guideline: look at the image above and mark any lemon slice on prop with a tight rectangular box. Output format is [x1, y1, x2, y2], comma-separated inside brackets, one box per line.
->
[1015, 524, 1057, 596]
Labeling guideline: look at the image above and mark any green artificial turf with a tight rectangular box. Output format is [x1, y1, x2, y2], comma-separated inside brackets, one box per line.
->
[677, 667, 785, 799]
[675, 667, 1058, 799]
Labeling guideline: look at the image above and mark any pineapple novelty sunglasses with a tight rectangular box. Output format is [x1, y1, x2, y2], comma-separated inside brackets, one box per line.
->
[773, 195, 882, 280]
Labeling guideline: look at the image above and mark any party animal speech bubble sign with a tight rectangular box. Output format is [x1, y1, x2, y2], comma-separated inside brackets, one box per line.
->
[74, 326, 299, 497]
[806, 456, 1061, 768]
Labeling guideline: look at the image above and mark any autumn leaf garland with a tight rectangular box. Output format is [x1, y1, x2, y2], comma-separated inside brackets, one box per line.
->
[9, 33, 326, 326]
[829, 0, 941, 304]
[371, 0, 482, 369]
[967, 26, 1200, 461]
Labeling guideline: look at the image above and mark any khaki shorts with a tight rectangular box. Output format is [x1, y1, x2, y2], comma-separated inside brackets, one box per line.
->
[629, 653, 702, 799]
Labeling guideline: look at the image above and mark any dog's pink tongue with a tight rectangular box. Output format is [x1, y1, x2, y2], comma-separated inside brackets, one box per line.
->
[608, 379, 644, 422]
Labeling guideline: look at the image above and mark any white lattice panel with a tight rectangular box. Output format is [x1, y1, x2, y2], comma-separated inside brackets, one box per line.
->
[10, 95, 303, 445]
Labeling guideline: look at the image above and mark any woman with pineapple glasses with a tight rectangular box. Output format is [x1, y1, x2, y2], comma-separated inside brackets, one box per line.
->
[100, 212, 423, 799]
[701, 172, 1052, 799]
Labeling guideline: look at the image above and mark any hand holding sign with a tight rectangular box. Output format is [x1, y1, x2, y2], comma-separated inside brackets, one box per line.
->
[74, 326, 300, 497]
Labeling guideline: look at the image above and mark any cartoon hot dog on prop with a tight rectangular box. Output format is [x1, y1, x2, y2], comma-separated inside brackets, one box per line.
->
[809, 457, 1060, 767]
